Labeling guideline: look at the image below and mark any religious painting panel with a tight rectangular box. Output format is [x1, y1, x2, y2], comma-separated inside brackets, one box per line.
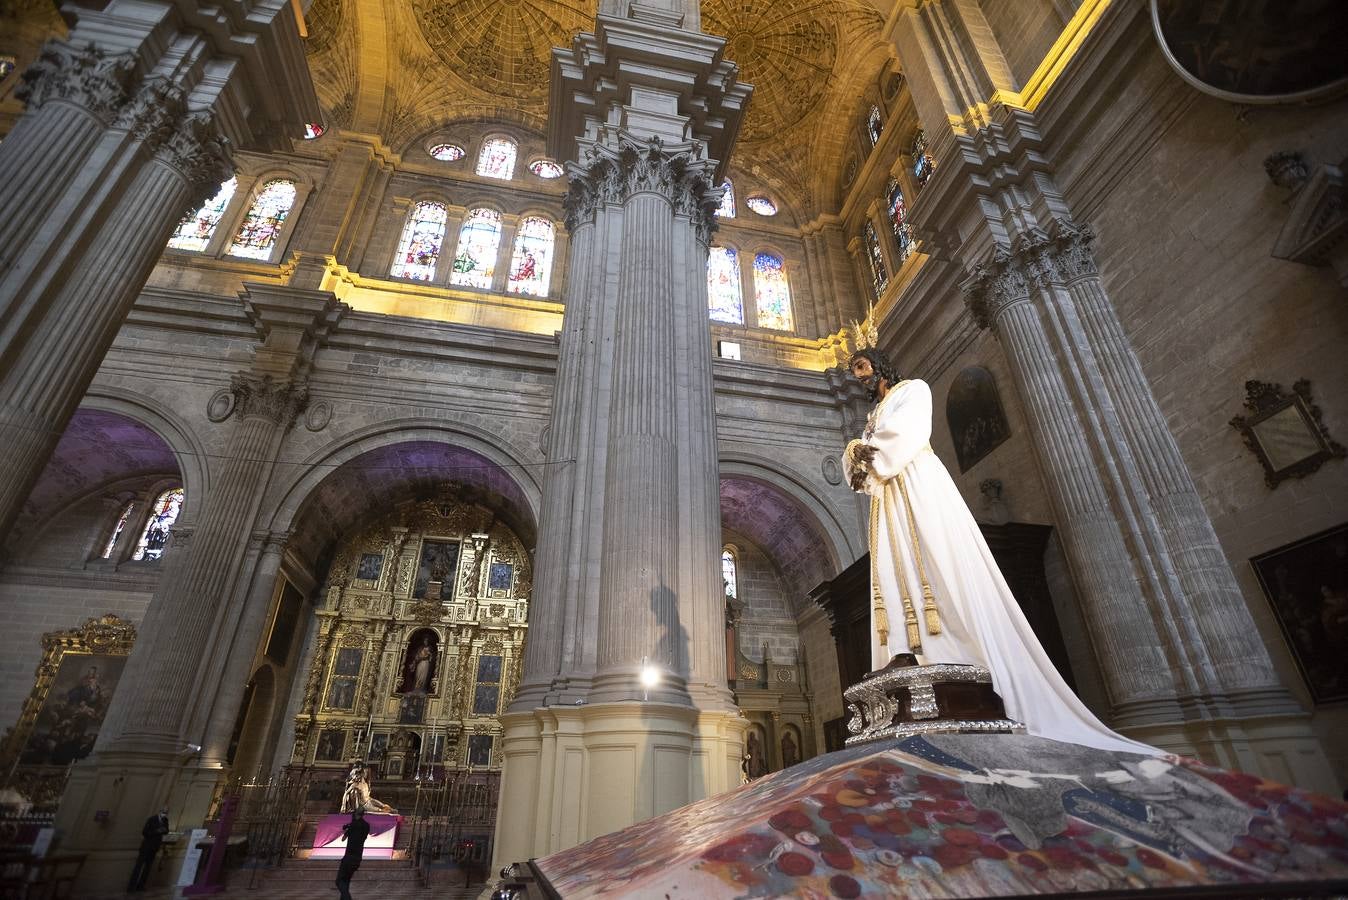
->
[489, 561, 514, 593]
[413, 539, 461, 600]
[369, 732, 389, 762]
[356, 552, 384, 582]
[1251, 522, 1348, 704]
[265, 581, 304, 665]
[946, 366, 1011, 473]
[467, 734, 493, 767]
[398, 628, 440, 694]
[398, 693, 426, 724]
[315, 728, 347, 762]
[0, 615, 136, 779]
[473, 685, 500, 716]
[334, 647, 364, 677]
[476, 654, 502, 683]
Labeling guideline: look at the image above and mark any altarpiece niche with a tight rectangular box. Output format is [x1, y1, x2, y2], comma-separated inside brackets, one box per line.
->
[290, 495, 530, 781]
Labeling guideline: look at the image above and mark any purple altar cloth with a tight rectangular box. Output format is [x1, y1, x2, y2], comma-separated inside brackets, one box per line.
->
[311, 813, 400, 859]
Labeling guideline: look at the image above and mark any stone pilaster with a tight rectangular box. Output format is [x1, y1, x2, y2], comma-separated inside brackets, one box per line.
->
[0, 0, 319, 544]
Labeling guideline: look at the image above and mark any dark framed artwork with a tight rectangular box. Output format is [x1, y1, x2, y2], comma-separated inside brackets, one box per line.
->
[489, 561, 514, 592]
[476, 655, 502, 683]
[334, 647, 364, 676]
[413, 539, 460, 600]
[946, 366, 1011, 473]
[467, 734, 493, 767]
[1230, 380, 1344, 488]
[314, 728, 347, 761]
[473, 684, 500, 716]
[1250, 522, 1348, 704]
[356, 552, 383, 581]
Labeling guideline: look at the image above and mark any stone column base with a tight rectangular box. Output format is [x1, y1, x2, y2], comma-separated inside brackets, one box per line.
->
[491, 702, 747, 870]
[1123, 713, 1338, 796]
[54, 749, 226, 890]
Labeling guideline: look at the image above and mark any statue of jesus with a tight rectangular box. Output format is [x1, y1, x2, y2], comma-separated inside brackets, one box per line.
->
[843, 345, 1158, 756]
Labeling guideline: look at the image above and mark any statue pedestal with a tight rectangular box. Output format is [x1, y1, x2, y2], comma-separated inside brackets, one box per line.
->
[844, 654, 1023, 746]
[311, 814, 400, 859]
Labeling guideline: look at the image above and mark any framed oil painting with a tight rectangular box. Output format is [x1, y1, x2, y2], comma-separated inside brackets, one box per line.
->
[413, 539, 460, 600]
[1, 615, 137, 774]
[945, 366, 1011, 473]
[1250, 522, 1348, 704]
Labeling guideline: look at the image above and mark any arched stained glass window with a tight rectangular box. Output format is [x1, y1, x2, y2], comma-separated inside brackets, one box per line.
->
[867, 105, 883, 146]
[507, 216, 555, 297]
[746, 196, 777, 216]
[101, 502, 134, 559]
[132, 488, 183, 561]
[429, 143, 465, 162]
[390, 201, 448, 281]
[912, 130, 934, 189]
[863, 222, 888, 299]
[529, 159, 564, 179]
[167, 177, 237, 252]
[707, 247, 743, 324]
[227, 179, 297, 259]
[886, 177, 911, 264]
[476, 137, 517, 180]
[716, 180, 736, 218]
[721, 548, 738, 600]
[753, 252, 793, 331]
[303, 123, 325, 140]
[450, 208, 502, 289]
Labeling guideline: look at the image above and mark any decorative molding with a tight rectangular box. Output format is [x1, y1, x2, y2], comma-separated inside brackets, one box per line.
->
[304, 399, 333, 432]
[1269, 160, 1347, 281]
[205, 388, 236, 423]
[229, 374, 309, 427]
[1264, 151, 1310, 192]
[156, 111, 235, 196]
[1229, 379, 1345, 489]
[15, 41, 136, 123]
[961, 221, 1098, 329]
[563, 137, 720, 243]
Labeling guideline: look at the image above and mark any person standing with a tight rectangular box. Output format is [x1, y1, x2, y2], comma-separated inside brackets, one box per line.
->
[842, 333, 1158, 756]
[126, 806, 169, 891]
[336, 808, 371, 900]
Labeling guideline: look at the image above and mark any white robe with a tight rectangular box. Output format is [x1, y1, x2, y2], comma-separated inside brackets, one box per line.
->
[846, 379, 1159, 756]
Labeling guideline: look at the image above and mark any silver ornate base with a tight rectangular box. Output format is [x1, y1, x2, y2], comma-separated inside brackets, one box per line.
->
[844, 661, 1025, 747]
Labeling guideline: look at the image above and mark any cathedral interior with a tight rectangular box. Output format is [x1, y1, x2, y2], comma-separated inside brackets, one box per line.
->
[0, 0, 1345, 894]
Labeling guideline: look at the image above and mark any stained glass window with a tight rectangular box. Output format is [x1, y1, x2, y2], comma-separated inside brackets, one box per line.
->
[753, 252, 793, 331]
[912, 130, 934, 189]
[101, 502, 134, 559]
[227, 179, 297, 260]
[476, 137, 517, 180]
[887, 177, 911, 264]
[303, 123, 325, 140]
[707, 246, 743, 324]
[716, 180, 736, 218]
[867, 105, 883, 146]
[863, 222, 888, 299]
[429, 143, 465, 162]
[132, 488, 183, 561]
[450, 208, 502, 289]
[167, 177, 237, 252]
[390, 201, 448, 281]
[507, 216, 554, 297]
[746, 196, 777, 216]
[721, 548, 738, 599]
[529, 159, 564, 179]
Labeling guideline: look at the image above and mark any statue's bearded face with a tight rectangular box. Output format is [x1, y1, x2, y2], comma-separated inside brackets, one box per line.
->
[850, 355, 882, 400]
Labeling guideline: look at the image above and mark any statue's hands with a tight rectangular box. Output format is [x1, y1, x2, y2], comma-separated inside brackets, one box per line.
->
[844, 440, 877, 491]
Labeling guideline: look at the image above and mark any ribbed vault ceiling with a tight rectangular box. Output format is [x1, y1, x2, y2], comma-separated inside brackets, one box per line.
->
[302, 0, 891, 216]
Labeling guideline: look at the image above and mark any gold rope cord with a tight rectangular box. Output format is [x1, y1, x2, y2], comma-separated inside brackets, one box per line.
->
[896, 471, 942, 636]
[881, 484, 921, 652]
[868, 495, 889, 646]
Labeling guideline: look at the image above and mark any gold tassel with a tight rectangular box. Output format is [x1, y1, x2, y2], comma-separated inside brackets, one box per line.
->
[873, 592, 889, 647]
[905, 611, 921, 653]
[923, 591, 941, 636]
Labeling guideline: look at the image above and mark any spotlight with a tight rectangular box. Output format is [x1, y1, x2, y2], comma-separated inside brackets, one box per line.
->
[639, 664, 661, 690]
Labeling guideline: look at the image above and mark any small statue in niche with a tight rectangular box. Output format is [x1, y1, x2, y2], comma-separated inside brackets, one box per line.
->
[398, 630, 438, 694]
[781, 731, 800, 768]
[744, 729, 768, 780]
[340, 762, 397, 815]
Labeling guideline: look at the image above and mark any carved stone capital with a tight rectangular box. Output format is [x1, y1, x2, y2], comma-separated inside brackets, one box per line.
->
[16, 41, 137, 123]
[156, 111, 234, 197]
[229, 374, 308, 427]
[117, 77, 188, 154]
[961, 220, 1099, 329]
[564, 137, 719, 242]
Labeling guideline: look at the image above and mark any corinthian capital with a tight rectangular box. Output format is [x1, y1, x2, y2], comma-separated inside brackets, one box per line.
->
[229, 374, 308, 427]
[117, 77, 188, 154]
[16, 41, 137, 123]
[563, 136, 719, 241]
[961, 220, 1100, 329]
[157, 111, 234, 197]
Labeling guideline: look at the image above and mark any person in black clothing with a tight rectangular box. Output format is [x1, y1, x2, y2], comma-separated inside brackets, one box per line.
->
[336, 809, 371, 900]
[126, 806, 170, 891]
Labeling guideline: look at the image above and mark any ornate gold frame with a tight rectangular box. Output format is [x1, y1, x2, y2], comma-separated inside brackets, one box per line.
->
[0, 613, 138, 773]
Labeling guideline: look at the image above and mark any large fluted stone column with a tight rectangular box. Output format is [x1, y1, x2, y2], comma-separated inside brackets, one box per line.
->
[884, 0, 1334, 789]
[0, 0, 317, 542]
[55, 288, 343, 886]
[494, 4, 752, 867]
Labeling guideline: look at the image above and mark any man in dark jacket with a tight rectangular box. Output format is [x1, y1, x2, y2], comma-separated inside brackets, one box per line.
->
[336, 808, 371, 900]
[126, 806, 169, 891]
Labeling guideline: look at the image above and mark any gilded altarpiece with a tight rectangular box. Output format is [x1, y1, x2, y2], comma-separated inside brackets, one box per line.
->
[290, 498, 529, 777]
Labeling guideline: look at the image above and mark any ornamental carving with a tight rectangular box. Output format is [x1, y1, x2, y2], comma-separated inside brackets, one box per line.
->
[961, 221, 1099, 330]
[564, 138, 720, 243]
[16, 41, 136, 123]
[117, 77, 187, 154]
[229, 374, 309, 427]
[157, 111, 234, 196]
